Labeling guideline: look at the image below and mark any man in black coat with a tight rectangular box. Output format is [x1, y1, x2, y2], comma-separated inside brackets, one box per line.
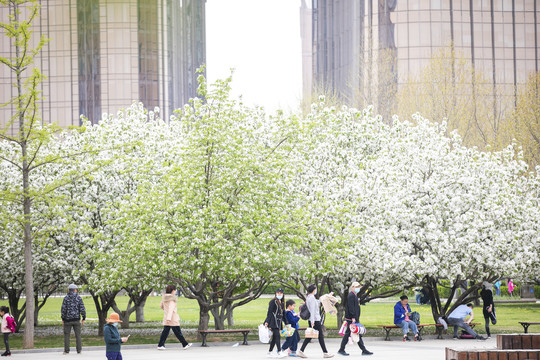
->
[61, 284, 86, 354]
[337, 282, 373, 356]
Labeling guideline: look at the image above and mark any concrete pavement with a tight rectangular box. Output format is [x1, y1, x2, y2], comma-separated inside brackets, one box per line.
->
[9, 337, 497, 359]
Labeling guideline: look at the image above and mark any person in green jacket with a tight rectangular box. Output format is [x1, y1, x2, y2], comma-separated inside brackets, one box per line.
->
[104, 312, 128, 360]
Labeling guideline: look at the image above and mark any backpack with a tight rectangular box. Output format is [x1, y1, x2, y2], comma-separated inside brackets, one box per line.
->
[5, 315, 16, 333]
[410, 311, 420, 325]
[299, 303, 310, 321]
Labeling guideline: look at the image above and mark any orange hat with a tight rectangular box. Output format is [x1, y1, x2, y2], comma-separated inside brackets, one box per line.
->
[106, 313, 123, 323]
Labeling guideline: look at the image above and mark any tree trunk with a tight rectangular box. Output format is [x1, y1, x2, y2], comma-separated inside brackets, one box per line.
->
[135, 299, 146, 322]
[198, 306, 210, 340]
[23, 201, 34, 348]
[226, 304, 234, 327]
[210, 307, 225, 330]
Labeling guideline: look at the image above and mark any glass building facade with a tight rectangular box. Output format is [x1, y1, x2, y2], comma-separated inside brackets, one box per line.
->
[0, 0, 206, 135]
[302, 0, 539, 114]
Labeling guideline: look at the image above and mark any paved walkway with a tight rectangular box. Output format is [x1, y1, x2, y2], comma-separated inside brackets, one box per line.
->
[10, 337, 497, 359]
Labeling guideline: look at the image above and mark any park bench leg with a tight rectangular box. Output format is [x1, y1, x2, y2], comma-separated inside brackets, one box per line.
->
[417, 327, 423, 340]
[201, 333, 208, 347]
[523, 324, 529, 334]
[384, 328, 391, 341]
[436, 326, 443, 339]
[242, 331, 249, 345]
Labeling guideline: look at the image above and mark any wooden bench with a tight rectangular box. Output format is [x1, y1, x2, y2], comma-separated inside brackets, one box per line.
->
[198, 329, 252, 347]
[519, 322, 540, 334]
[378, 322, 480, 341]
[446, 347, 540, 360]
[377, 324, 432, 341]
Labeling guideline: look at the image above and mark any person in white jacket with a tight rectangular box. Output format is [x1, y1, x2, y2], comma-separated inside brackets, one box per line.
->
[297, 285, 334, 359]
[0, 306, 13, 357]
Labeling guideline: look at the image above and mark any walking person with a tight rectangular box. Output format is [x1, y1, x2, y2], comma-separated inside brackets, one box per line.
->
[393, 295, 420, 342]
[494, 280, 501, 297]
[264, 288, 287, 358]
[281, 299, 301, 357]
[480, 282, 497, 338]
[297, 285, 334, 359]
[447, 303, 486, 340]
[337, 282, 373, 356]
[507, 279, 515, 297]
[61, 284, 86, 354]
[0, 306, 15, 357]
[103, 312, 128, 360]
[157, 285, 192, 351]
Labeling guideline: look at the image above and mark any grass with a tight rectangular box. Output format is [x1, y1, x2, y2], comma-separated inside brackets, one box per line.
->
[1, 295, 539, 349]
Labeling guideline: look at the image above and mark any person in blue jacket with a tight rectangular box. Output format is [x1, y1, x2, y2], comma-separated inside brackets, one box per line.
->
[282, 300, 300, 357]
[394, 295, 420, 341]
[103, 312, 129, 360]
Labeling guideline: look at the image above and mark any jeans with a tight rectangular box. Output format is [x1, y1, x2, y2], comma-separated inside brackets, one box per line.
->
[282, 329, 300, 352]
[106, 352, 123, 360]
[301, 321, 328, 353]
[158, 326, 188, 347]
[3, 333, 9, 352]
[63, 320, 82, 353]
[269, 327, 282, 352]
[447, 318, 478, 338]
[397, 320, 418, 336]
[338, 320, 368, 353]
[415, 294, 422, 305]
[495, 288, 501, 296]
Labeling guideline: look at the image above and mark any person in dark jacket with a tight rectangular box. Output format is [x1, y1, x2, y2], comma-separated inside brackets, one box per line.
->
[337, 282, 373, 356]
[264, 288, 286, 358]
[394, 295, 420, 341]
[480, 282, 497, 338]
[281, 299, 301, 356]
[103, 312, 128, 360]
[61, 284, 86, 354]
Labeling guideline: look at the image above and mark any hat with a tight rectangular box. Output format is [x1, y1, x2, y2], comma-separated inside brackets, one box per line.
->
[276, 288, 284, 293]
[68, 284, 78, 290]
[351, 282, 361, 288]
[106, 313, 123, 323]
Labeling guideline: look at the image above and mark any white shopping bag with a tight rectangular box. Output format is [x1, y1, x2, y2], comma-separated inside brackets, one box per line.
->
[258, 324, 271, 343]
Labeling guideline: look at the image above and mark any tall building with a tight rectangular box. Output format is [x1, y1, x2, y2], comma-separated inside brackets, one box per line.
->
[0, 0, 206, 135]
[302, 0, 539, 116]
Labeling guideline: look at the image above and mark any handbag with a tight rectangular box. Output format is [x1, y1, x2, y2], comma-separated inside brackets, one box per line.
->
[304, 327, 319, 339]
[258, 324, 271, 343]
[281, 324, 295, 337]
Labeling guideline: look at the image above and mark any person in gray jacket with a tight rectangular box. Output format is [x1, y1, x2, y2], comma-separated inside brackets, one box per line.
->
[297, 285, 334, 358]
[61, 284, 86, 354]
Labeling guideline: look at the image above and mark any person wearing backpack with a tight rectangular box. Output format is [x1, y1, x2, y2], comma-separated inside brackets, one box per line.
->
[394, 295, 421, 342]
[0, 306, 15, 357]
[337, 282, 373, 356]
[264, 288, 287, 358]
[297, 285, 334, 359]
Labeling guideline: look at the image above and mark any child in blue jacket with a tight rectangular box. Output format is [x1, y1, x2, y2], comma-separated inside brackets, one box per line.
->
[281, 300, 300, 356]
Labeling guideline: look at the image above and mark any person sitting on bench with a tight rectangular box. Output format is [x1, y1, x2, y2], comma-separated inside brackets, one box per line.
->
[447, 303, 486, 341]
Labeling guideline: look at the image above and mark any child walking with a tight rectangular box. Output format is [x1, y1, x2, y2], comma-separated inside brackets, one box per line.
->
[0, 306, 15, 357]
[103, 312, 129, 360]
[282, 300, 300, 357]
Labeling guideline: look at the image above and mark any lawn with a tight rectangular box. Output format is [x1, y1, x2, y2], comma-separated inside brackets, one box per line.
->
[1, 295, 538, 349]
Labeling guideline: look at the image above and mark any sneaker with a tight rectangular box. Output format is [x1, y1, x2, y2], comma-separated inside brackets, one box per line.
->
[289, 353, 298, 357]
[403, 336, 411, 341]
[476, 336, 487, 341]
[323, 354, 334, 358]
[361, 350, 373, 356]
[157, 346, 166, 350]
[267, 352, 277, 358]
[183, 343, 192, 350]
[415, 334, 422, 342]
[297, 350, 307, 358]
[278, 351, 288, 358]
[487, 335, 492, 339]
[337, 350, 349, 356]
[0, 352, 11, 357]
[453, 336, 459, 340]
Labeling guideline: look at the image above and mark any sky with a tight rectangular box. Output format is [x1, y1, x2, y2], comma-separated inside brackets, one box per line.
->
[205, 0, 303, 114]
